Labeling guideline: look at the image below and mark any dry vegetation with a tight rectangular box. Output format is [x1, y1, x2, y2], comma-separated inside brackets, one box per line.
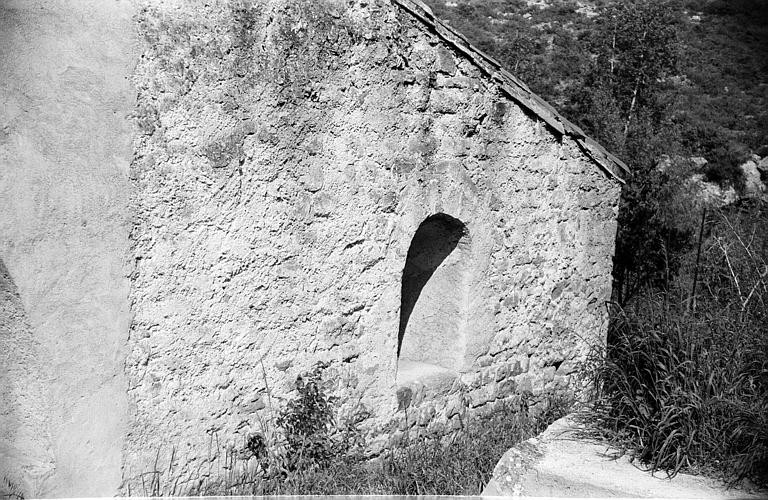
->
[128, 368, 569, 496]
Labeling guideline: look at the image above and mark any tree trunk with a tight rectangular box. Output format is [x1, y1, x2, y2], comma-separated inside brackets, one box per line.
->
[622, 29, 648, 138]
[623, 75, 642, 138]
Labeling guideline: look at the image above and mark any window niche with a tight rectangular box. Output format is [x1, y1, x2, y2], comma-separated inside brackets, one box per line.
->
[397, 213, 470, 385]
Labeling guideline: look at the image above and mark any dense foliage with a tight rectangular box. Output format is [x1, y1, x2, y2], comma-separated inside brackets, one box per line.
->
[426, 0, 767, 155]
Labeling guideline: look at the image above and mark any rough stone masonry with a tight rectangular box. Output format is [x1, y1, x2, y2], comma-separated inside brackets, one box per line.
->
[0, 0, 626, 496]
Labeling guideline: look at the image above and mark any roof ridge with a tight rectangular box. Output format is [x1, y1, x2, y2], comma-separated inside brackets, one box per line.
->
[390, 0, 629, 182]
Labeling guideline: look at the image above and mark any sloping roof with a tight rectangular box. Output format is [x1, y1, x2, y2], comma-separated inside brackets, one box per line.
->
[391, 0, 630, 183]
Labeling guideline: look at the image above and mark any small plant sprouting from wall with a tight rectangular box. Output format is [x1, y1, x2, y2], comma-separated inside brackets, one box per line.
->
[276, 365, 337, 470]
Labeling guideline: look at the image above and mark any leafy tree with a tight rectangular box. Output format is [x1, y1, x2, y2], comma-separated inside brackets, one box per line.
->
[590, 1, 680, 137]
[572, 0, 692, 303]
[569, 0, 681, 154]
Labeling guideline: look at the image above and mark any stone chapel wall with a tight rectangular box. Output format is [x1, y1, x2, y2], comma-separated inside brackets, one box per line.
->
[123, 0, 620, 488]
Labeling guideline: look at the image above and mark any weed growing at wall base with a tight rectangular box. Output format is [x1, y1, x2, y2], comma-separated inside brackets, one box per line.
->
[276, 366, 337, 471]
[128, 365, 570, 495]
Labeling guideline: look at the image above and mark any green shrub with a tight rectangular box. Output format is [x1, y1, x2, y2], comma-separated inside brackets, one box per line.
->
[268, 394, 569, 495]
[276, 366, 336, 471]
[702, 142, 750, 191]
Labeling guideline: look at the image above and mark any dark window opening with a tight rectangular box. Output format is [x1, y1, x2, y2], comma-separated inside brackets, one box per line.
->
[397, 213, 469, 383]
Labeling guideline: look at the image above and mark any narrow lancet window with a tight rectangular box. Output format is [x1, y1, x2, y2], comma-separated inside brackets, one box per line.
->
[397, 213, 469, 383]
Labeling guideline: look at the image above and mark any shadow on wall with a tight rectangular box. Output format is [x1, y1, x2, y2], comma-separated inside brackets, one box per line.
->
[0, 258, 54, 497]
[397, 214, 470, 382]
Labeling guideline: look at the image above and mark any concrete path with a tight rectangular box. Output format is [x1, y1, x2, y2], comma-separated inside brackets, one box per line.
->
[482, 415, 767, 498]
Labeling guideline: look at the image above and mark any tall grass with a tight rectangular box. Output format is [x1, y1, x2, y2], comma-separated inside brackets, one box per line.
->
[588, 200, 768, 486]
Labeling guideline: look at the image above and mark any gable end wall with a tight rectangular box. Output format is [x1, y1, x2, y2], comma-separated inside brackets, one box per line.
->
[123, 0, 621, 488]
